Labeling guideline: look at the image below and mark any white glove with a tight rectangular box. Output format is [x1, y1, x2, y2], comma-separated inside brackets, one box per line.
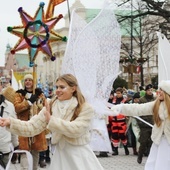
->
[110, 104, 123, 116]
[91, 99, 115, 118]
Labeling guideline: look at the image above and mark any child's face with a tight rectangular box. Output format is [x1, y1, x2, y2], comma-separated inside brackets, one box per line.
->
[116, 91, 123, 98]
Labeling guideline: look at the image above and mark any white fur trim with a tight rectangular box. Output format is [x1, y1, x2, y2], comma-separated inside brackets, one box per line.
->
[24, 74, 33, 81]
[158, 80, 170, 95]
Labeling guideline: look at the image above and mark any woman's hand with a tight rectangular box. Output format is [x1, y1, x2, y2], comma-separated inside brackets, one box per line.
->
[110, 104, 123, 116]
[44, 99, 51, 123]
[0, 117, 11, 127]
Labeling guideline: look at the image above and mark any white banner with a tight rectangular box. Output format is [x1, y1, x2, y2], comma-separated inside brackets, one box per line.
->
[157, 32, 170, 83]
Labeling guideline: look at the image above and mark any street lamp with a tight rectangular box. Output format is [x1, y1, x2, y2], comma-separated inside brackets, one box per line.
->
[123, 0, 136, 89]
[130, 0, 133, 60]
[120, 0, 147, 88]
[120, 57, 137, 89]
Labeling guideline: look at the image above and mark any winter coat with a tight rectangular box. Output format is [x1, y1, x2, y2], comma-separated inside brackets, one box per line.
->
[121, 101, 170, 145]
[8, 97, 94, 147]
[0, 100, 18, 153]
[13, 92, 47, 151]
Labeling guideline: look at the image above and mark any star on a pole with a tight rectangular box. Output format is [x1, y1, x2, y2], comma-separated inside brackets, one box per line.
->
[7, 2, 67, 67]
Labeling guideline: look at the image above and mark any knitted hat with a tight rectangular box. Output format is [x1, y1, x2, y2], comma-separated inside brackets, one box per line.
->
[140, 90, 145, 97]
[145, 84, 152, 91]
[139, 86, 144, 91]
[158, 80, 170, 95]
[24, 74, 33, 81]
[2, 86, 16, 103]
[133, 92, 140, 99]
[127, 89, 135, 98]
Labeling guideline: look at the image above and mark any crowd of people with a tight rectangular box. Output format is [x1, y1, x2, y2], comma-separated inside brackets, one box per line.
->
[0, 73, 169, 170]
[98, 84, 156, 165]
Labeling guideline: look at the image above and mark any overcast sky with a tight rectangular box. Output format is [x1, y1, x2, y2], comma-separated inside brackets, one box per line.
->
[0, 0, 105, 66]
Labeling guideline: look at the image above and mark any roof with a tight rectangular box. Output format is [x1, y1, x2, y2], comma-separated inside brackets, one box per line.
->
[85, 9, 140, 37]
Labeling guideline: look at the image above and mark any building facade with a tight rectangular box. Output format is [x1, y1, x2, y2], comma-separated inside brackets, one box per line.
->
[3, 0, 160, 90]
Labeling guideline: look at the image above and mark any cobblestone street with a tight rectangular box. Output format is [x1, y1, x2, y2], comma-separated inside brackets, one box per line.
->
[10, 148, 147, 170]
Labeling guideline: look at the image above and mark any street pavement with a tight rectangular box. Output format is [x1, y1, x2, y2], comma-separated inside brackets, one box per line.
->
[9, 147, 147, 170]
[96, 148, 147, 170]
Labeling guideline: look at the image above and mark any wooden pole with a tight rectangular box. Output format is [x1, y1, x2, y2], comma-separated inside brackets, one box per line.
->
[33, 64, 37, 94]
[66, 0, 71, 22]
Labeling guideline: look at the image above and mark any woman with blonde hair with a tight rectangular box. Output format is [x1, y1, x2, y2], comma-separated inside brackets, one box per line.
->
[111, 80, 170, 170]
[0, 74, 104, 170]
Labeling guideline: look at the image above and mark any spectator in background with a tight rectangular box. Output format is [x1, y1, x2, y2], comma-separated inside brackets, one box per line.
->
[0, 94, 18, 169]
[108, 90, 114, 103]
[131, 92, 141, 155]
[125, 90, 139, 155]
[39, 130, 51, 167]
[125, 90, 134, 104]
[108, 87, 129, 155]
[13, 74, 47, 170]
[136, 84, 155, 164]
[133, 92, 140, 103]
[139, 86, 146, 97]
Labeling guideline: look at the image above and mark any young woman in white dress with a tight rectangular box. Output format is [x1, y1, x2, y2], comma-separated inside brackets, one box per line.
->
[111, 80, 170, 170]
[0, 74, 104, 170]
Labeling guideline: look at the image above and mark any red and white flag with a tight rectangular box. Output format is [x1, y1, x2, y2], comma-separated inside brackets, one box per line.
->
[136, 65, 141, 74]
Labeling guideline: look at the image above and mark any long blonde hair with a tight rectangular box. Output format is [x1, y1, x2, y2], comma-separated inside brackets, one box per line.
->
[153, 91, 170, 127]
[51, 74, 85, 121]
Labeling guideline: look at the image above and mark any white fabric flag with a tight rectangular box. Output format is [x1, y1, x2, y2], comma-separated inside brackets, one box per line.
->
[11, 69, 18, 91]
[18, 80, 23, 89]
[157, 32, 170, 83]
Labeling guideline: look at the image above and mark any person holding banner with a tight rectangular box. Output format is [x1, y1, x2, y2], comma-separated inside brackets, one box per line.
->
[0, 74, 104, 170]
[110, 80, 170, 170]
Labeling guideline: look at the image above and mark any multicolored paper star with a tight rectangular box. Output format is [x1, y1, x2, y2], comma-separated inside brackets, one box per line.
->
[7, 2, 67, 67]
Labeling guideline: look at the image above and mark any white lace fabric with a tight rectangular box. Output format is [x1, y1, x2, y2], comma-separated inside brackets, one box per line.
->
[62, 0, 121, 116]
